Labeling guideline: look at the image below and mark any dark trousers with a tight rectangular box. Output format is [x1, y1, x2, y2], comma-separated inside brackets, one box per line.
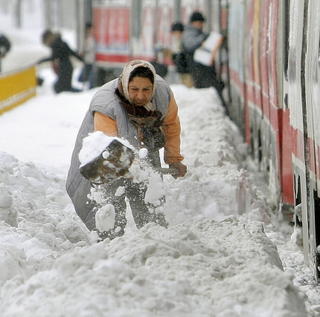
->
[96, 178, 167, 240]
[54, 61, 80, 93]
[96, 151, 167, 240]
[191, 62, 224, 89]
[78, 63, 95, 88]
[191, 61, 227, 110]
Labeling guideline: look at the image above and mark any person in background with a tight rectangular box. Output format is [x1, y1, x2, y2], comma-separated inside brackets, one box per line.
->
[66, 60, 187, 241]
[181, 11, 226, 106]
[0, 33, 11, 72]
[38, 29, 84, 93]
[150, 46, 169, 78]
[170, 22, 193, 88]
[78, 22, 96, 89]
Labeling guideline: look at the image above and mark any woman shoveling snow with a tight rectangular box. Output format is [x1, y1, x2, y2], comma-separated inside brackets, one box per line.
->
[66, 60, 187, 241]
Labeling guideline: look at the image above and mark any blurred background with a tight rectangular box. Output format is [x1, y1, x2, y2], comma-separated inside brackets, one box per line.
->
[0, 0, 90, 72]
[0, 0, 225, 81]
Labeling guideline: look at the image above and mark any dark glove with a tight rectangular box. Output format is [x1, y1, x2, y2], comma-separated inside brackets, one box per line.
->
[169, 162, 187, 178]
[0, 48, 8, 58]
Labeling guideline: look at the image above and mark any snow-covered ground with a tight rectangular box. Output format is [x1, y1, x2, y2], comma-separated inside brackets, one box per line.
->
[0, 77, 319, 315]
[0, 16, 320, 317]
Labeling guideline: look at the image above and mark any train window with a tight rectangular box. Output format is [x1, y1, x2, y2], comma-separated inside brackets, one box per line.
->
[319, 33, 320, 61]
[313, 190, 320, 278]
[131, 0, 142, 39]
[283, 0, 290, 81]
[294, 175, 302, 226]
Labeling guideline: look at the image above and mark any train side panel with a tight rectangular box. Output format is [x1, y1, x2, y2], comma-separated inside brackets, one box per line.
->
[227, 1, 247, 134]
[259, 0, 273, 193]
[154, 0, 174, 53]
[226, 0, 320, 279]
[131, 0, 156, 61]
[286, 0, 309, 261]
[93, 0, 131, 66]
[87, 0, 320, 278]
[266, 0, 283, 204]
[228, 0, 286, 207]
[304, 0, 320, 279]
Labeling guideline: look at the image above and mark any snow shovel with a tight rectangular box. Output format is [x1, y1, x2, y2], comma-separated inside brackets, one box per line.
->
[80, 139, 179, 183]
[156, 167, 179, 176]
[80, 139, 135, 183]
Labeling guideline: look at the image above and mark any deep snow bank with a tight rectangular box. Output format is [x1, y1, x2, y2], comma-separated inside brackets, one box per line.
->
[0, 215, 307, 317]
[0, 151, 88, 283]
[0, 87, 308, 316]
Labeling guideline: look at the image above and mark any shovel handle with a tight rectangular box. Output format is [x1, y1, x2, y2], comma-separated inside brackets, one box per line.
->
[156, 167, 179, 176]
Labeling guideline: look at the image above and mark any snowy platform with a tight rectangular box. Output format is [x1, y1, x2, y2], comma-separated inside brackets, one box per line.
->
[0, 85, 311, 316]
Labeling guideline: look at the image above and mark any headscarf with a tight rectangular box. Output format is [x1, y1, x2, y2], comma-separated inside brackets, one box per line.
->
[119, 60, 156, 110]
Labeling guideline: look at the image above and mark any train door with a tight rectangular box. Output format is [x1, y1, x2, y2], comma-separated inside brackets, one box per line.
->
[92, 0, 131, 84]
[280, 0, 296, 210]
[246, 0, 255, 147]
[212, 0, 231, 108]
[76, 0, 93, 52]
[245, 0, 263, 164]
[259, 0, 271, 178]
[303, 0, 320, 279]
[93, 0, 130, 64]
[153, 0, 175, 64]
[285, 0, 314, 274]
[227, 0, 247, 133]
[267, 0, 283, 205]
[132, 0, 155, 61]
[155, 0, 174, 49]
[252, 0, 263, 115]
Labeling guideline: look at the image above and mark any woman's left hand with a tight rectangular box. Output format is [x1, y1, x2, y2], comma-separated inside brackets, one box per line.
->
[169, 162, 187, 178]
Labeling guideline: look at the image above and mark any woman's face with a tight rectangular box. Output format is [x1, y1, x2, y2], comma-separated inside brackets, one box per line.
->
[128, 76, 153, 106]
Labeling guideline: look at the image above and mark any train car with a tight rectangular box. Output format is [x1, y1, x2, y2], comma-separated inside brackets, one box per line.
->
[90, 0, 177, 84]
[288, 0, 320, 280]
[226, 0, 320, 280]
[76, 0, 320, 280]
[85, 0, 217, 84]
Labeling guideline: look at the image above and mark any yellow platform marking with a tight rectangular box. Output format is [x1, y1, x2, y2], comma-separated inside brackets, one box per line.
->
[0, 66, 37, 115]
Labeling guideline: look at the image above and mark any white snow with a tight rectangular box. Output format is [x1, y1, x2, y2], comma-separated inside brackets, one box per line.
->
[79, 131, 134, 167]
[138, 148, 149, 160]
[95, 204, 116, 232]
[0, 22, 319, 317]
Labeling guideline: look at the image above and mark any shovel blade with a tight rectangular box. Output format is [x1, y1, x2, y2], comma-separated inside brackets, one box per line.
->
[80, 139, 135, 182]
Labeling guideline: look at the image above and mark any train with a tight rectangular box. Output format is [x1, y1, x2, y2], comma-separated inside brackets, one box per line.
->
[77, 0, 222, 84]
[78, 0, 320, 280]
[225, 0, 320, 280]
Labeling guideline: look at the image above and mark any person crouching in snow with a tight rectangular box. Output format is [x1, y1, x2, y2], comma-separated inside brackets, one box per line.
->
[66, 60, 187, 241]
[38, 30, 84, 93]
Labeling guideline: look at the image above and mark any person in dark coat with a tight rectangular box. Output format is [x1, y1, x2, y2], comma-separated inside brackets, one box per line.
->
[0, 33, 11, 72]
[181, 11, 225, 97]
[38, 30, 84, 93]
[170, 22, 193, 87]
[0, 33, 11, 58]
[78, 22, 96, 88]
